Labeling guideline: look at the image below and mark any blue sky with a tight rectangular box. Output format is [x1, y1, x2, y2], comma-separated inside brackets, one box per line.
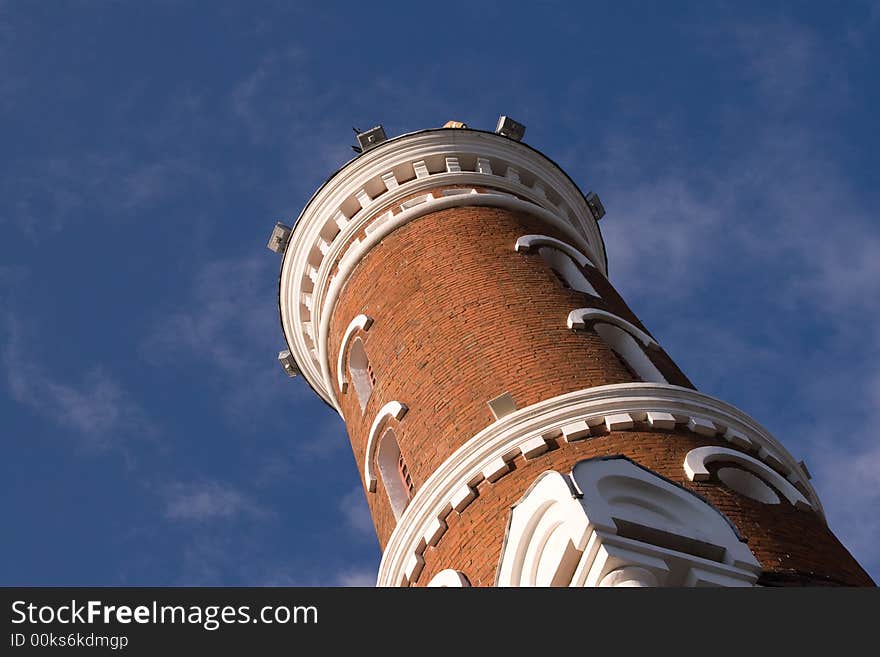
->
[1, 1, 878, 585]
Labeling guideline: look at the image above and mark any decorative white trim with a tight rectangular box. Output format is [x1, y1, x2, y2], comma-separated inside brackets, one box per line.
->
[683, 446, 812, 510]
[514, 234, 597, 269]
[365, 401, 409, 493]
[376, 382, 822, 587]
[336, 314, 374, 393]
[496, 462, 760, 587]
[278, 129, 607, 409]
[567, 309, 658, 348]
[646, 411, 676, 430]
[427, 569, 471, 587]
[599, 567, 659, 587]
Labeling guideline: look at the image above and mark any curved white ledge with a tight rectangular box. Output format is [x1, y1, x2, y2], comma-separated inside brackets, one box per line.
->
[376, 382, 822, 587]
[514, 234, 597, 269]
[336, 314, 373, 393]
[278, 129, 607, 408]
[427, 569, 471, 587]
[567, 308, 657, 348]
[684, 446, 812, 510]
[365, 401, 409, 493]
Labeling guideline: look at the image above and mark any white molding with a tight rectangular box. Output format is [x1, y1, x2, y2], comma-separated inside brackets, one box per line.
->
[684, 446, 812, 510]
[336, 314, 373, 393]
[427, 569, 471, 587]
[599, 567, 659, 587]
[567, 308, 658, 348]
[365, 401, 409, 493]
[376, 382, 823, 587]
[496, 463, 760, 587]
[514, 234, 597, 269]
[278, 129, 607, 408]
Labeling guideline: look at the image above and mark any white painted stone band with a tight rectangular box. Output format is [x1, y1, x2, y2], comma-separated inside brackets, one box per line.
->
[376, 382, 822, 587]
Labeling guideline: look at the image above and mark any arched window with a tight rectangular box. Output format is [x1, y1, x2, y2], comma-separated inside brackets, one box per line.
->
[376, 428, 413, 519]
[348, 337, 374, 412]
[594, 322, 667, 384]
[537, 246, 599, 296]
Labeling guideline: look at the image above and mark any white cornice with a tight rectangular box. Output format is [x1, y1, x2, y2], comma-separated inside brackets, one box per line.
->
[375, 382, 821, 587]
[278, 129, 606, 408]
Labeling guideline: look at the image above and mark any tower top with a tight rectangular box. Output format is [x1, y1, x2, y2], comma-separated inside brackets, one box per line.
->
[274, 124, 608, 409]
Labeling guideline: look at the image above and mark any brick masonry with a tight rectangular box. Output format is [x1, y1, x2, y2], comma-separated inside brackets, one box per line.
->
[325, 197, 873, 586]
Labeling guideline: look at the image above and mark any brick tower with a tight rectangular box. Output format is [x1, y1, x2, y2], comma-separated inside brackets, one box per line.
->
[270, 120, 873, 587]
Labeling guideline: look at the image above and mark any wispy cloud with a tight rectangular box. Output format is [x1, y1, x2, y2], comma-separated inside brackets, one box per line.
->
[141, 254, 304, 424]
[0, 152, 214, 238]
[162, 480, 270, 523]
[2, 314, 152, 451]
[808, 440, 880, 578]
[730, 21, 821, 111]
[583, 17, 880, 579]
[333, 567, 377, 587]
[338, 485, 375, 539]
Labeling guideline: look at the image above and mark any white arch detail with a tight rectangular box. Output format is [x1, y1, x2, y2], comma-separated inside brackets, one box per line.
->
[427, 569, 471, 587]
[336, 314, 373, 393]
[567, 308, 658, 348]
[364, 401, 408, 493]
[514, 234, 598, 269]
[683, 446, 812, 510]
[496, 462, 761, 587]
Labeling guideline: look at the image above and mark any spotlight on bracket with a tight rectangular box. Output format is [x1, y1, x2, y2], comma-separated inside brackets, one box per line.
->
[495, 115, 526, 141]
[278, 350, 300, 378]
[585, 192, 606, 221]
[354, 125, 387, 153]
[267, 222, 292, 253]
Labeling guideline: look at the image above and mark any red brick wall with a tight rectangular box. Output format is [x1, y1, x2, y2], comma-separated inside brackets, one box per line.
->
[325, 199, 871, 586]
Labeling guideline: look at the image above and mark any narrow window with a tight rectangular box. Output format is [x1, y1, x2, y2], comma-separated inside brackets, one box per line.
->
[376, 428, 412, 519]
[538, 246, 599, 296]
[348, 336, 373, 412]
[594, 322, 667, 384]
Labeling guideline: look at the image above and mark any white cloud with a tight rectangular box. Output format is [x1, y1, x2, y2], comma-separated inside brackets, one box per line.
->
[0, 151, 214, 238]
[808, 440, 880, 578]
[580, 17, 880, 580]
[162, 480, 269, 523]
[730, 21, 819, 111]
[2, 314, 151, 450]
[334, 567, 377, 587]
[141, 254, 306, 423]
[338, 485, 375, 539]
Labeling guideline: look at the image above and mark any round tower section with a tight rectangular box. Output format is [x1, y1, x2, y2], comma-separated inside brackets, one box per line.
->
[276, 125, 874, 588]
